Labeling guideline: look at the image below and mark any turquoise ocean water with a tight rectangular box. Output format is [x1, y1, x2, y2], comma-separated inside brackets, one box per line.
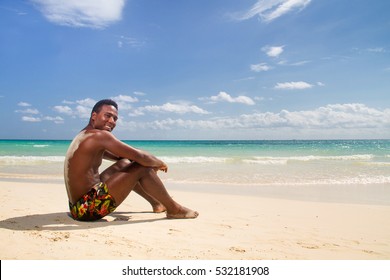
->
[1, 139, 390, 187]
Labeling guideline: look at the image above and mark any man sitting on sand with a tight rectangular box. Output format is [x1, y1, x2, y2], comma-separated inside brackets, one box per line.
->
[64, 99, 198, 221]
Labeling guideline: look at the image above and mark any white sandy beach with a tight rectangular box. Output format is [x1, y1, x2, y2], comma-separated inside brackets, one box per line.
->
[0, 180, 389, 260]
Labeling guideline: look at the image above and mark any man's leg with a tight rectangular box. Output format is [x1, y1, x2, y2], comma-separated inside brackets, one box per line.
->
[103, 161, 198, 219]
[100, 159, 166, 213]
[133, 183, 167, 213]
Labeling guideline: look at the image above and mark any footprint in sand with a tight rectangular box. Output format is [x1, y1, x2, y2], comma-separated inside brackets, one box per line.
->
[362, 249, 380, 255]
[220, 224, 232, 229]
[229, 246, 246, 253]
[168, 228, 181, 235]
[297, 242, 320, 249]
[49, 232, 70, 242]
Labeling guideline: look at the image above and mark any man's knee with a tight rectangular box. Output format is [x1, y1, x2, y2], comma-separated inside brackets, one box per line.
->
[117, 158, 132, 169]
[131, 162, 155, 176]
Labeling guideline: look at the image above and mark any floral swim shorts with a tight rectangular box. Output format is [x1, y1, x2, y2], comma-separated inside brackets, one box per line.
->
[69, 182, 117, 221]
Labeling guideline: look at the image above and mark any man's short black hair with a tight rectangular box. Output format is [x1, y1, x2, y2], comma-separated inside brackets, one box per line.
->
[92, 99, 118, 114]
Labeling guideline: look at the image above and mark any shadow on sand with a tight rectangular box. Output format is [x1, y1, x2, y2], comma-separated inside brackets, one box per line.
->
[0, 211, 166, 231]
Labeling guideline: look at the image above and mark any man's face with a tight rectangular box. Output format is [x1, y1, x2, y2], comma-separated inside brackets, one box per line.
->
[91, 104, 118, 132]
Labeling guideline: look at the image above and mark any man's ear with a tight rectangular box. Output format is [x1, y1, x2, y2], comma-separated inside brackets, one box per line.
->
[91, 112, 97, 122]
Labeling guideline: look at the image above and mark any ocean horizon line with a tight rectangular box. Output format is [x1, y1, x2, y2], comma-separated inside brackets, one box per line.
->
[1, 138, 390, 142]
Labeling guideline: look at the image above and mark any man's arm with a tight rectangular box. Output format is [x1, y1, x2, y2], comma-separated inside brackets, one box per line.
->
[98, 131, 168, 172]
[103, 150, 122, 161]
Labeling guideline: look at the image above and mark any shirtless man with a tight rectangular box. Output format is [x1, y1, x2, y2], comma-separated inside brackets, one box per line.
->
[64, 99, 198, 221]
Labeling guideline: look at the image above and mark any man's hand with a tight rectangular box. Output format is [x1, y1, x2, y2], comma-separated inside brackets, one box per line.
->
[153, 161, 168, 173]
[158, 162, 168, 173]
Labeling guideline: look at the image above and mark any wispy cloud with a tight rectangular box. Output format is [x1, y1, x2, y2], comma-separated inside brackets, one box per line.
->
[201, 92, 256, 105]
[366, 47, 386, 53]
[15, 108, 40, 114]
[278, 60, 311, 66]
[16, 102, 64, 123]
[132, 102, 210, 116]
[274, 81, 313, 90]
[112, 94, 139, 103]
[132, 104, 390, 132]
[262, 45, 284, 57]
[16, 102, 41, 121]
[54, 95, 142, 119]
[31, 0, 126, 29]
[118, 36, 146, 48]
[235, 0, 312, 23]
[251, 63, 272, 72]
[0, 6, 28, 16]
[17, 102, 32, 107]
[20, 115, 64, 124]
[43, 116, 64, 124]
[238, 103, 390, 129]
[53, 98, 96, 119]
[111, 94, 139, 111]
[234, 77, 256, 82]
[53, 105, 73, 115]
[22, 116, 41, 122]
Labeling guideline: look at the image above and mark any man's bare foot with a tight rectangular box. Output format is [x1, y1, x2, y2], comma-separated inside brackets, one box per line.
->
[166, 206, 199, 219]
[152, 203, 167, 213]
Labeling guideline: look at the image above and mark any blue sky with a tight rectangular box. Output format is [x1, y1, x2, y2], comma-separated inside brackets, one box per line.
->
[1, 0, 389, 140]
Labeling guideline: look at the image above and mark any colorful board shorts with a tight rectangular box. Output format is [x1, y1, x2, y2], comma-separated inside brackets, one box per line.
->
[69, 182, 117, 221]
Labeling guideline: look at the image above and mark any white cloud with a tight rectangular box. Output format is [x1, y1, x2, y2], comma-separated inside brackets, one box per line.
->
[21, 115, 64, 124]
[75, 105, 91, 119]
[262, 45, 284, 57]
[117, 36, 145, 48]
[276, 104, 389, 129]
[274, 81, 313, 90]
[15, 108, 40, 114]
[137, 104, 390, 132]
[75, 98, 96, 107]
[53, 105, 73, 115]
[22, 116, 41, 122]
[16, 102, 64, 124]
[234, 76, 256, 82]
[202, 92, 255, 105]
[366, 47, 385, 53]
[135, 102, 210, 115]
[236, 0, 312, 23]
[128, 109, 145, 117]
[43, 116, 64, 124]
[112, 94, 139, 103]
[52, 98, 95, 119]
[18, 102, 31, 107]
[254, 96, 265, 101]
[54, 96, 143, 119]
[62, 100, 75, 104]
[67, 98, 97, 119]
[251, 63, 272, 72]
[31, 0, 126, 28]
[111, 94, 139, 111]
[67, 96, 139, 113]
[279, 60, 312, 66]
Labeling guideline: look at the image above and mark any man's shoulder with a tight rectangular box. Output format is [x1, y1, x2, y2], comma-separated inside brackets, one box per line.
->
[84, 129, 117, 142]
[84, 128, 110, 136]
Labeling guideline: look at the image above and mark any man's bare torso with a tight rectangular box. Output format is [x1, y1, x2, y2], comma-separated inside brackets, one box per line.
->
[64, 130, 105, 204]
